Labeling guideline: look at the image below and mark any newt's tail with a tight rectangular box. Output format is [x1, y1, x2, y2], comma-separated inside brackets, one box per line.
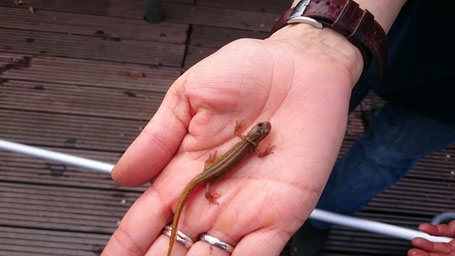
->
[167, 179, 199, 256]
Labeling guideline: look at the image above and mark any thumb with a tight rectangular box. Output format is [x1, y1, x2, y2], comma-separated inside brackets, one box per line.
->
[111, 81, 190, 186]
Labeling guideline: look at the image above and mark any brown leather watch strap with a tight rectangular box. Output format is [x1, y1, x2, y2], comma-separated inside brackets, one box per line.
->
[271, 0, 388, 77]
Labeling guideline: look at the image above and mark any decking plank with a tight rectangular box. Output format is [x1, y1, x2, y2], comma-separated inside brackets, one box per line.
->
[196, 0, 290, 14]
[0, 6, 188, 44]
[0, 168, 138, 235]
[0, 80, 164, 120]
[0, 140, 145, 191]
[189, 25, 268, 48]
[0, 1, 279, 32]
[0, 182, 139, 209]
[0, 53, 180, 92]
[0, 28, 185, 66]
[0, 193, 128, 212]
[0, 182, 140, 233]
[0, 238, 101, 253]
[0, 225, 109, 242]
[168, 4, 278, 32]
[0, 229, 107, 255]
[0, 109, 144, 151]
[0, 167, 130, 191]
[0, 245, 90, 256]
[183, 46, 217, 69]
[184, 25, 269, 68]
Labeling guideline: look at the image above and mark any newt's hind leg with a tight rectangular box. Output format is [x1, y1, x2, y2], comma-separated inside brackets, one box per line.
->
[205, 183, 220, 204]
[234, 120, 246, 139]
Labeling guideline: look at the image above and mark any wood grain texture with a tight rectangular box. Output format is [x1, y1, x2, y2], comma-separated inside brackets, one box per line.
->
[0, 149, 147, 191]
[196, 0, 291, 14]
[0, 28, 185, 66]
[0, 109, 145, 151]
[0, 7, 188, 44]
[0, 79, 164, 119]
[0, 53, 181, 92]
[0, 219, 110, 255]
[189, 25, 268, 48]
[0, 1, 279, 32]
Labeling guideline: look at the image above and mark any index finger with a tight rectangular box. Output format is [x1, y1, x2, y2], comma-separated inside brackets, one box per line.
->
[102, 186, 171, 255]
[112, 81, 191, 187]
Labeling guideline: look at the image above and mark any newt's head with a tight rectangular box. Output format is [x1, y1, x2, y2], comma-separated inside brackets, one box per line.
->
[245, 121, 271, 145]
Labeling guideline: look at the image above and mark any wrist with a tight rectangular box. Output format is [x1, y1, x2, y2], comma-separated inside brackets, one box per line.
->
[267, 23, 364, 85]
[271, 0, 407, 85]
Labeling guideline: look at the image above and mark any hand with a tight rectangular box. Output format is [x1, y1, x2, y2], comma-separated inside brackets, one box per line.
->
[408, 221, 455, 256]
[102, 24, 362, 256]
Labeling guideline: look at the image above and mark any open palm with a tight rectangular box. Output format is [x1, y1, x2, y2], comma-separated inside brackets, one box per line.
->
[103, 26, 361, 256]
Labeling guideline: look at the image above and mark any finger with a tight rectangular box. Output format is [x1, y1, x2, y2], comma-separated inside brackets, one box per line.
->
[232, 228, 289, 256]
[408, 248, 430, 256]
[146, 234, 188, 256]
[408, 248, 455, 256]
[419, 222, 455, 238]
[185, 178, 299, 256]
[112, 79, 191, 186]
[103, 187, 170, 255]
[145, 183, 220, 256]
[412, 238, 453, 254]
[186, 241, 230, 256]
[431, 242, 454, 254]
[413, 237, 436, 252]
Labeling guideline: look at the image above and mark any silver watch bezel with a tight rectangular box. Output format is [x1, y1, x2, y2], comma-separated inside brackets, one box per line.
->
[288, 0, 323, 29]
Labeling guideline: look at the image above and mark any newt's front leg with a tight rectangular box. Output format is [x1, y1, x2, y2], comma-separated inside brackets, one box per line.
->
[234, 120, 246, 139]
[256, 144, 275, 158]
[205, 151, 217, 167]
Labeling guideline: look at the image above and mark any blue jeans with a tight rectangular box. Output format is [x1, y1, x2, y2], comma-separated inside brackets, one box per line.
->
[311, 103, 455, 229]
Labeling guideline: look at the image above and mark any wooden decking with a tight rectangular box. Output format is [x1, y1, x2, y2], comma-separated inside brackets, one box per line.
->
[0, 0, 454, 255]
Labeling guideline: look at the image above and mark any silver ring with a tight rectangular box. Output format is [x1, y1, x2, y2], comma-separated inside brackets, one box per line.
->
[200, 234, 234, 253]
[162, 225, 194, 249]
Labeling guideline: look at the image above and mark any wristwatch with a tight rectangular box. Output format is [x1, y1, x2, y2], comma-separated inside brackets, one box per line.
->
[271, 0, 388, 77]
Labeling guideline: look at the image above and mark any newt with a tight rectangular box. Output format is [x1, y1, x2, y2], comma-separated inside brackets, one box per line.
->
[167, 121, 274, 256]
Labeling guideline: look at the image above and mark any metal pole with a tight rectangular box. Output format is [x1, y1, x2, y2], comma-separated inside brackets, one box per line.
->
[0, 139, 113, 174]
[0, 139, 452, 243]
[310, 209, 452, 243]
[144, 0, 165, 23]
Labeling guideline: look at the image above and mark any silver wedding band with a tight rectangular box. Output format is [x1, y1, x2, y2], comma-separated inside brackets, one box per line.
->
[162, 225, 194, 249]
[162, 225, 235, 253]
[200, 234, 234, 253]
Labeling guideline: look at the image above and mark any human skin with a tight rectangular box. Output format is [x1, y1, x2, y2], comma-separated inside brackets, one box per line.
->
[103, 1, 406, 255]
[408, 221, 455, 256]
